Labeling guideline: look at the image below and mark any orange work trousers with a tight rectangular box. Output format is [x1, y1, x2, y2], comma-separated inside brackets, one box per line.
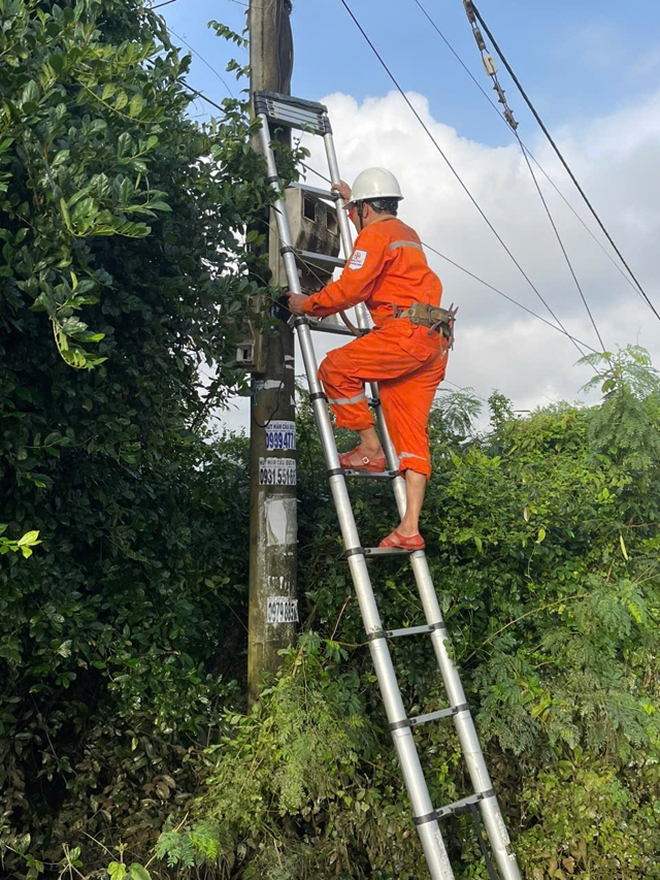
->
[318, 320, 448, 478]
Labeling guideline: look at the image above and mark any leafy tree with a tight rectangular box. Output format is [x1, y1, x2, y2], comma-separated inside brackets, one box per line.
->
[580, 345, 660, 477]
[0, 0, 277, 872]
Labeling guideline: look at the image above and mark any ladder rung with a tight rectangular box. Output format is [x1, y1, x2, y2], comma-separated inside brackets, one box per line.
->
[386, 624, 435, 638]
[297, 250, 345, 270]
[343, 468, 398, 479]
[289, 182, 338, 202]
[410, 707, 456, 727]
[254, 91, 331, 135]
[364, 546, 416, 557]
[308, 321, 354, 337]
[434, 793, 484, 821]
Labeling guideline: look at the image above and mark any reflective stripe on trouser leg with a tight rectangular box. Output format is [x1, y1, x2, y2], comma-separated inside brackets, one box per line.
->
[326, 391, 367, 406]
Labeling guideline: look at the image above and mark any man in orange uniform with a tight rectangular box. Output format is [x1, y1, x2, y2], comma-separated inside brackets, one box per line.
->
[288, 168, 451, 550]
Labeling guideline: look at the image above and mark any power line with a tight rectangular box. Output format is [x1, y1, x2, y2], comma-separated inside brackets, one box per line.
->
[167, 26, 235, 98]
[467, 0, 660, 324]
[337, 0, 584, 358]
[421, 240, 598, 354]
[411, 0, 646, 304]
[299, 160, 597, 353]
[190, 88, 226, 114]
[156, 8, 599, 359]
[301, 161, 331, 184]
[514, 137, 607, 351]
[461, 3, 607, 352]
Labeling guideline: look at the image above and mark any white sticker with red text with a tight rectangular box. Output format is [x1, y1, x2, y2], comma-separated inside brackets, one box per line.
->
[349, 249, 367, 270]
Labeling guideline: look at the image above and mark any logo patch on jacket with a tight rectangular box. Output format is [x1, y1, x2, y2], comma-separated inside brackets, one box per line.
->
[348, 249, 367, 270]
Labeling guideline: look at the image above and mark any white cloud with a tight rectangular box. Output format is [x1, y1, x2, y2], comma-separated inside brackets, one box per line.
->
[217, 86, 660, 432]
[301, 89, 660, 400]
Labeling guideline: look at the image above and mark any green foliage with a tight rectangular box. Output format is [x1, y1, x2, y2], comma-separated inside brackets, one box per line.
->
[156, 359, 660, 879]
[0, 526, 41, 557]
[108, 861, 153, 880]
[580, 344, 660, 475]
[3, 4, 659, 876]
[0, 0, 274, 372]
[431, 387, 482, 443]
[0, 0, 279, 875]
[157, 635, 443, 879]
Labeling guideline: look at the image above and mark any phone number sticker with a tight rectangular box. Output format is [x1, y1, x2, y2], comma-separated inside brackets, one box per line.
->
[265, 420, 296, 451]
[267, 596, 299, 624]
[259, 457, 296, 486]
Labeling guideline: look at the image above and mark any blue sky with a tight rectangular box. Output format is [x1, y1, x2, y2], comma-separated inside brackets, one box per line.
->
[158, 0, 660, 145]
[155, 0, 660, 416]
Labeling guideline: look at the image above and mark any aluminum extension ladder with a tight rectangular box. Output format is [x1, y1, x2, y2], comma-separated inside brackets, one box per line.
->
[254, 90, 522, 880]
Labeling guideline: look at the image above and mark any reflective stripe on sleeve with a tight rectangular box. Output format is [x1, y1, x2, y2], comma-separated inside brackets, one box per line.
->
[400, 451, 426, 461]
[389, 240, 423, 252]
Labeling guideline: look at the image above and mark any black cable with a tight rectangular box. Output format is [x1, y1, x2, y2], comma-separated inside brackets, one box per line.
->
[469, 1, 660, 323]
[299, 159, 596, 353]
[467, 802, 501, 880]
[413, 0, 502, 119]
[337, 0, 584, 358]
[184, 84, 227, 115]
[167, 26, 235, 98]
[514, 136, 607, 352]
[412, 0, 644, 304]
[421, 240, 597, 354]
[301, 161, 332, 185]
[414, 0, 605, 351]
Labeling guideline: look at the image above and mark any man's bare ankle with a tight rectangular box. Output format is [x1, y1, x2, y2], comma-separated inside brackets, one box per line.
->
[361, 445, 384, 458]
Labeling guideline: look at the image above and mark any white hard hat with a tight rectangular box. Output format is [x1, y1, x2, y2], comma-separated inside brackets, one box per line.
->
[349, 167, 403, 203]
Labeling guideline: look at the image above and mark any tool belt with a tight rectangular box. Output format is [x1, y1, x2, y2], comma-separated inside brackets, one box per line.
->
[394, 301, 458, 346]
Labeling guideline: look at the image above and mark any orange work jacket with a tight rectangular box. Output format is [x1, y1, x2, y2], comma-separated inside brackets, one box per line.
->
[301, 216, 442, 327]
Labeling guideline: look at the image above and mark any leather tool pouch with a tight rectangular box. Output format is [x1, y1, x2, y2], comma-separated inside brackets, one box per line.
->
[404, 302, 458, 345]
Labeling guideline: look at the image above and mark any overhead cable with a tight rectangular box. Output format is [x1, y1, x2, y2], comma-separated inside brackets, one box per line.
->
[515, 139, 607, 351]
[300, 160, 596, 353]
[181, 83, 227, 115]
[421, 240, 598, 354]
[463, 2, 607, 352]
[337, 0, 584, 357]
[167, 26, 235, 98]
[467, 0, 660, 323]
[412, 0, 647, 303]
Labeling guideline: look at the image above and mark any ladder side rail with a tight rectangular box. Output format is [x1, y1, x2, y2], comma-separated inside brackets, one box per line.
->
[259, 117, 455, 880]
[411, 555, 521, 880]
[323, 124, 520, 880]
[256, 114, 304, 298]
[323, 129, 354, 271]
[377, 417, 520, 876]
[323, 131, 373, 335]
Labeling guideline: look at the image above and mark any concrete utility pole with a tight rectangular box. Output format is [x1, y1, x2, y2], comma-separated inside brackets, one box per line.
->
[247, 0, 297, 705]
